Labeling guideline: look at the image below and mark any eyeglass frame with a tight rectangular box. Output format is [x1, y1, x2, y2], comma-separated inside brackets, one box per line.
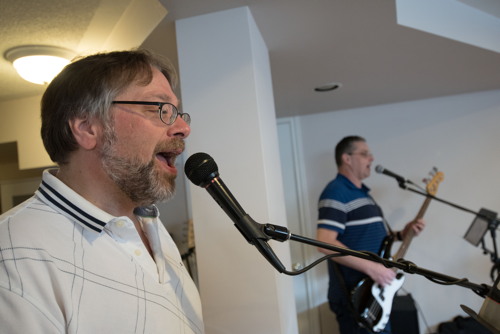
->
[111, 101, 191, 125]
[348, 151, 373, 158]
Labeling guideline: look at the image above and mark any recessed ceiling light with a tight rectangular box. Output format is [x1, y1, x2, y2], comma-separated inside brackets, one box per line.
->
[314, 82, 342, 92]
[4, 45, 75, 85]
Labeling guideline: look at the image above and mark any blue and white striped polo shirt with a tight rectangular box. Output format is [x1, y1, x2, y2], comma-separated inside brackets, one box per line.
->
[317, 173, 387, 255]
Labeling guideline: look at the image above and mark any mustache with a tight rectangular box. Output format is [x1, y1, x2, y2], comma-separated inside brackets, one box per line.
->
[154, 138, 185, 154]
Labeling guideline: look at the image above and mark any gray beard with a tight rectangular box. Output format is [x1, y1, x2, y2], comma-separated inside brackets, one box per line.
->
[101, 133, 176, 206]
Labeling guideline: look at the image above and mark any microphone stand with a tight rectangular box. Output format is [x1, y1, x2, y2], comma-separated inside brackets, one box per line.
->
[262, 223, 499, 333]
[396, 180, 492, 218]
[392, 179, 500, 333]
[263, 223, 491, 297]
[396, 180, 500, 282]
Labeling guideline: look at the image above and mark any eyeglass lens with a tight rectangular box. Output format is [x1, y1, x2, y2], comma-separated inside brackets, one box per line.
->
[160, 104, 191, 125]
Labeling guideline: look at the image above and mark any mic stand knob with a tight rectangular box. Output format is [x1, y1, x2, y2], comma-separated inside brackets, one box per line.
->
[263, 224, 291, 242]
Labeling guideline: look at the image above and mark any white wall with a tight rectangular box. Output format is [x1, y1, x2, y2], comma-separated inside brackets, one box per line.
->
[292, 89, 500, 333]
[176, 7, 298, 334]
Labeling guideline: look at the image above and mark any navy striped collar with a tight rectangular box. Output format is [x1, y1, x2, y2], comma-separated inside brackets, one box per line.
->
[336, 173, 370, 193]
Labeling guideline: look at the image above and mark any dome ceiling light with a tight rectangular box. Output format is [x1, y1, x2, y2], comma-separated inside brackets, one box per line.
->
[4, 45, 75, 85]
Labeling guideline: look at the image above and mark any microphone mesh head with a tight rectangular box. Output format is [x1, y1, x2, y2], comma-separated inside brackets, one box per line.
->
[375, 165, 384, 173]
[184, 152, 219, 186]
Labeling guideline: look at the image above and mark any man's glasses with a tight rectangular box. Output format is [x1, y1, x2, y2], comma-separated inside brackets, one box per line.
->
[348, 151, 373, 158]
[112, 101, 191, 125]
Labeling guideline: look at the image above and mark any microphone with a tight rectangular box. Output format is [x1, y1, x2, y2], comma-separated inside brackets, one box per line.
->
[184, 152, 286, 273]
[375, 165, 414, 186]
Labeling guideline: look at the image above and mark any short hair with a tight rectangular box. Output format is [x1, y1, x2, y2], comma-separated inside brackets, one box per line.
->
[41, 49, 177, 164]
[334, 135, 366, 167]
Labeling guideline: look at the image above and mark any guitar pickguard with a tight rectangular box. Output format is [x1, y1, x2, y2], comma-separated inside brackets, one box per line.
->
[369, 273, 405, 332]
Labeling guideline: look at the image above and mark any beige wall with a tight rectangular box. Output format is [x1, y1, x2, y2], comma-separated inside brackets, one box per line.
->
[0, 94, 54, 172]
[0, 95, 50, 212]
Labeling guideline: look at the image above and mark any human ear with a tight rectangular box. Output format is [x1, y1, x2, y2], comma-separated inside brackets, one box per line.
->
[342, 152, 351, 165]
[69, 117, 100, 150]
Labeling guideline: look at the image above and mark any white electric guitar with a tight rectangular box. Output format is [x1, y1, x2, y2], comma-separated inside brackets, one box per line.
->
[351, 168, 444, 332]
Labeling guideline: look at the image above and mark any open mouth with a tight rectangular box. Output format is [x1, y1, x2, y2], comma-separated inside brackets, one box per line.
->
[154, 139, 185, 173]
[156, 151, 179, 171]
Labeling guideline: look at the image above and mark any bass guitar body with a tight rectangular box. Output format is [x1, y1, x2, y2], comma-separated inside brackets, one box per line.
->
[351, 272, 405, 332]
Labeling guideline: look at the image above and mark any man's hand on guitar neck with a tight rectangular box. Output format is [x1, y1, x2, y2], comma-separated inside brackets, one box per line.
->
[399, 218, 426, 240]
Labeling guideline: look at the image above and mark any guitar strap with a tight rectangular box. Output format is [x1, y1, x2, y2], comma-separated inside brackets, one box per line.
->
[369, 194, 394, 237]
[382, 217, 394, 236]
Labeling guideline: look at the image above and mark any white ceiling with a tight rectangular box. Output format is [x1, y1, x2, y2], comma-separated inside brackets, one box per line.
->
[1, 0, 500, 120]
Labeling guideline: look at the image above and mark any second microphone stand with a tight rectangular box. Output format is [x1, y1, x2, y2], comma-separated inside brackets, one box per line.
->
[397, 178, 500, 282]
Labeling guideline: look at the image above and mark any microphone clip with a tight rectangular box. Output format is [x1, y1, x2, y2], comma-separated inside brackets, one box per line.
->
[234, 214, 269, 244]
[397, 178, 410, 190]
[234, 215, 291, 244]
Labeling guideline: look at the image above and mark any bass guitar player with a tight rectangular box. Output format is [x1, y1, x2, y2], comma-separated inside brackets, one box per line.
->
[316, 136, 427, 334]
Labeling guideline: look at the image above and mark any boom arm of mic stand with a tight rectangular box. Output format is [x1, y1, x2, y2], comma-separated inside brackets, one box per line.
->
[403, 185, 499, 224]
[263, 223, 491, 298]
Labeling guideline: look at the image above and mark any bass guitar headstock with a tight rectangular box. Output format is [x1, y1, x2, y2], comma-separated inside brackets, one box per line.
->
[423, 167, 444, 196]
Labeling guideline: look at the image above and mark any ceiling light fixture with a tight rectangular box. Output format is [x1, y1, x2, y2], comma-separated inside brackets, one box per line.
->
[4, 45, 75, 85]
[314, 82, 342, 92]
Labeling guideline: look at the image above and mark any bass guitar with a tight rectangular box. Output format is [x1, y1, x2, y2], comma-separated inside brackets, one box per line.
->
[350, 167, 444, 332]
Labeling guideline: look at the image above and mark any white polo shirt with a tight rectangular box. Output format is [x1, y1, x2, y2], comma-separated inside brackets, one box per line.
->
[0, 169, 204, 333]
